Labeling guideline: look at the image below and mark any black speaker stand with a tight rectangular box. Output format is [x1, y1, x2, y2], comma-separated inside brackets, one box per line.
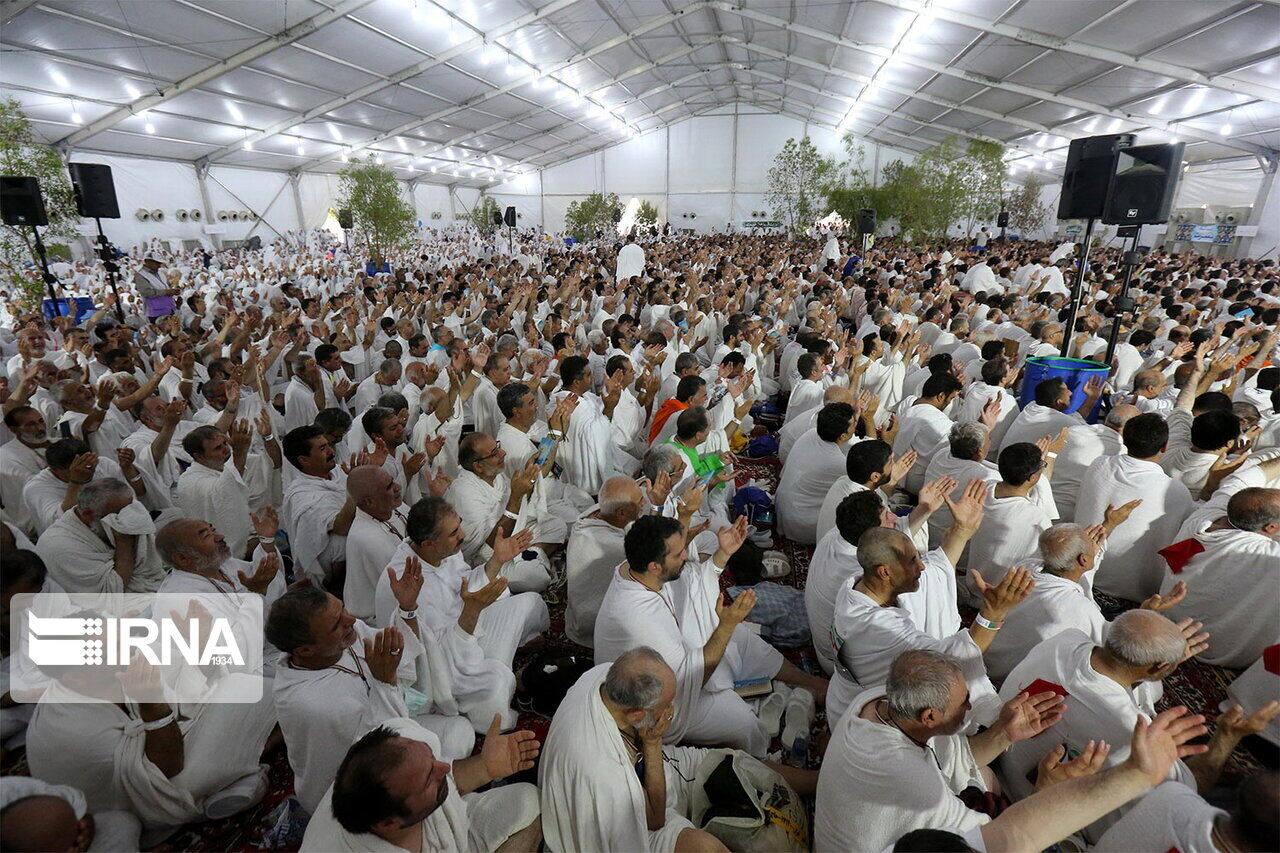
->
[1059, 216, 1096, 357]
[30, 225, 61, 317]
[93, 218, 126, 323]
[1101, 234, 1144, 374]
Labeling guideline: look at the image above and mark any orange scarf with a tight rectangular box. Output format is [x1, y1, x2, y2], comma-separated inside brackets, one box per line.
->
[649, 398, 689, 443]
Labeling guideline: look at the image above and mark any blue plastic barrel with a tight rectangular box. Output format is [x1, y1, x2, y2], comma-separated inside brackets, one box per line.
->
[42, 297, 97, 324]
[1019, 356, 1109, 423]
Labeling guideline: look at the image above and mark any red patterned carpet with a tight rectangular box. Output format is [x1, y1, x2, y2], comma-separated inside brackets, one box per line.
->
[2, 452, 1266, 850]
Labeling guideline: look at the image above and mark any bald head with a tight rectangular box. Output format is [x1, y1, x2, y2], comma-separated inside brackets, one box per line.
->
[599, 475, 643, 519]
[1104, 610, 1186, 669]
[1133, 370, 1165, 394]
[823, 385, 854, 405]
[1226, 486, 1280, 534]
[1104, 402, 1140, 429]
[0, 795, 80, 852]
[347, 464, 392, 501]
[603, 646, 674, 711]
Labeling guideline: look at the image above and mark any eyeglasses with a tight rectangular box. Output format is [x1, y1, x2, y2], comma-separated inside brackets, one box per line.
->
[476, 440, 503, 463]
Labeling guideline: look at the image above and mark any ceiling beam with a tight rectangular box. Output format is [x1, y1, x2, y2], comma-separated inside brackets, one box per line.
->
[194, 0, 592, 166]
[1, 0, 40, 25]
[710, 2, 1278, 158]
[59, 0, 377, 147]
[868, 0, 1280, 104]
[296, 1, 708, 171]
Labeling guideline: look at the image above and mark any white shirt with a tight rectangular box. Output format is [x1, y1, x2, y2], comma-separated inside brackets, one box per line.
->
[776, 432, 846, 544]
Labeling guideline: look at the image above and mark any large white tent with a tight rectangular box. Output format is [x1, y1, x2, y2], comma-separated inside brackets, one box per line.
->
[3, 0, 1279, 254]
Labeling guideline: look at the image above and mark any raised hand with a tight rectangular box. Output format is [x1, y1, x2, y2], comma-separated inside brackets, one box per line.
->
[999, 690, 1066, 742]
[716, 587, 756, 629]
[888, 450, 918, 485]
[479, 712, 540, 780]
[1173, 617, 1210, 662]
[918, 476, 958, 515]
[973, 565, 1035, 620]
[1125, 706, 1209, 786]
[715, 515, 750, 558]
[980, 393, 1003, 429]
[229, 418, 253, 455]
[637, 702, 675, 747]
[460, 575, 508, 615]
[1103, 498, 1142, 530]
[493, 527, 534, 565]
[944, 478, 988, 532]
[68, 451, 99, 484]
[677, 482, 706, 519]
[1036, 427, 1070, 456]
[389, 554, 425, 613]
[1215, 701, 1280, 742]
[1035, 740, 1111, 790]
[645, 468, 674, 506]
[363, 626, 405, 686]
[1140, 580, 1186, 612]
[237, 550, 281, 595]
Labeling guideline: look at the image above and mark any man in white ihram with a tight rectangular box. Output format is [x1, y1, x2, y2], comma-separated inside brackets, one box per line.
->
[594, 514, 828, 756]
[616, 234, 645, 282]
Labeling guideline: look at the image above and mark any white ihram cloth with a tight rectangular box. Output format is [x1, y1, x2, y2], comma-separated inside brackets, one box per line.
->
[550, 389, 615, 494]
[805, 516, 926, 677]
[1160, 409, 1220, 495]
[343, 508, 406, 622]
[281, 469, 349, 584]
[616, 243, 645, 282]
[1092, 781, 1224, 853]
[563, 513, 627, 647]
[0, 776, 141, 852]
[496, 420, 596, 519]
[857, 353, 907, 428]
[471, 376, 503, 439]
[374, 541, 548, 730]
[27, 676, 276, 829]
[1049, 423, 1123, 522]
[921, 452, 1057, 550]
[998, 629, 1193, 842]
[412, 405, 463, 479]
[892, 403, 955, 495]
[176, 461, 252, 558]
[964, 489, 1053, 593]
[828, 549, 999, 726]
[273, 618, 475, 814]
[1074, 454, 1193, 601]
[593, 558, 784, 756]
[775, 432, 845, 545]
[0, 438, 45, 534]
[301, 718, 539, 853]
[444, 470, 559, 593]
[120, 426, 181, 511]
[35, 506, 166, 594]
[1226, 649, 1280, 747]
[1156, 500, 1280, 668]
[22, 458, 124, 536]
[999, 402, 1083, 453]
[784, 377, 827, 426]
[956, 383, 1016, 454]
[814, 688, 989, 853]
[540, 664, 705, 853]
[777, 405, 818, 464]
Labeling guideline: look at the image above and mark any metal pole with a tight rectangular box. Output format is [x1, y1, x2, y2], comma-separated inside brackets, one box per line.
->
[32, 225, 61, 316]
[1101, 233, 1143, 372]
[95, 217, 125, 323]
[1059, 216, 1095, 357]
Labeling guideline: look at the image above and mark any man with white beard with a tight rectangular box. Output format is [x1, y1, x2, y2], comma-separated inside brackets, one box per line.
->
[267, 583, 476, 815]
[374, 496, 549, 730]
[35, 478, 167, 594]
[564, 477, 644, 648]
[594, 515, 828, 757]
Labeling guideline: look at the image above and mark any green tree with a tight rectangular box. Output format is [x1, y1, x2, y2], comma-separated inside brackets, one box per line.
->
[766, 137, 837, 235]
[1006, 172, 1052, 238]
[336, 157, 416, 264]
[0, 97, 80, 310]
[960, 140, 1007, 235]
[470, 195, 501, 234]
[564, 192, 620, 241]
[636, 200, 659, 229]
[878, 158, 930, 241]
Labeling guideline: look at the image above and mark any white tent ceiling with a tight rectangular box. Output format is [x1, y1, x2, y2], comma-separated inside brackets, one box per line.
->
[3, 0, 1279, 189]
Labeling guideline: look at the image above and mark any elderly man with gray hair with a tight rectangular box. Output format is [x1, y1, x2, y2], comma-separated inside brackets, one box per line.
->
[999, 610, 1277, 842]
[541, 647, 813, 853]
[564, 476, 646, 647]
[816, 649, 1068, 852]
[34, 477, 166, 593]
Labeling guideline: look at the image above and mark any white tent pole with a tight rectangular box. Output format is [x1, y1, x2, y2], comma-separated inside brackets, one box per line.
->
[195, 165, 221, 251]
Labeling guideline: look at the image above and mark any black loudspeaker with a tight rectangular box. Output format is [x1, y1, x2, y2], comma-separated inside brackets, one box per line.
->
[857, 208, 876, 234]
[0, 176, 48, 226]
[611, 208, 622, 224]
[1116, 225, 1141, 238]
[504, 206, 517, 227]
[1058, 133, 1135, 220]
[492, 210, 503, 226]
[997, 210, 1009, 228]
[337, 208, 353, 229]
[1102, 142, 1185, 225]
[68, 163, 120, 219]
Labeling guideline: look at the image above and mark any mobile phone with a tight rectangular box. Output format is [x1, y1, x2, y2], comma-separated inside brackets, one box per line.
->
[1233, 308, 1254, 319]
[535, 435, 555, 466]
[696, 470, 716, 488]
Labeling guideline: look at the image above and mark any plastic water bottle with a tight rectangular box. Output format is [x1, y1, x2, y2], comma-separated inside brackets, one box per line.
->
[780, 687, 815, 765]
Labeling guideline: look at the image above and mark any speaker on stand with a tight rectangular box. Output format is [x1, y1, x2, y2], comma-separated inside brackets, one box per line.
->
[1056, 133, 1135, 357]
[997, 209, 1009, 243]
[68, 163, 126, 322]
[1099, 142, 1185, 371]
[503, 206, 517, 255]
[0, 175, 62, 315]
[857, 208, 876, 255]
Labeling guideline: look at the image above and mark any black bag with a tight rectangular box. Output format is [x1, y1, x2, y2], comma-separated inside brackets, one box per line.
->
[517, 652, 594, 716]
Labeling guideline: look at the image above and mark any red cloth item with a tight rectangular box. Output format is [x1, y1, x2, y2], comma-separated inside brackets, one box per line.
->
[1157, 538, 1206, 574]
[1263, 644, 1280, 676]
[1023, 678, 1069, 699]
[648, 398, 689, 443]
